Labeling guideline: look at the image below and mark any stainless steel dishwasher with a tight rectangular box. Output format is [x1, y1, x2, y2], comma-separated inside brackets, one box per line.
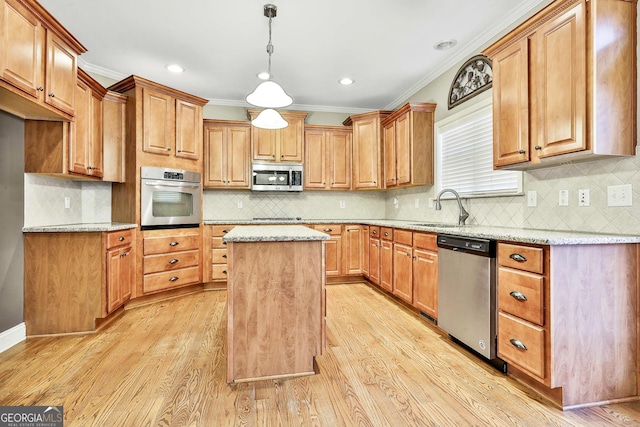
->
[437, 234, 506, 371]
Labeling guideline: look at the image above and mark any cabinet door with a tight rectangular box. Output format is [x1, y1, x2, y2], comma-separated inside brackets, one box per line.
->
[343, 225, 362, 275]
[69, 77, 90, 175]
[280, 115, 304, 162]
[362, 226, 369, 277]
[369, 237, 380, 285]
[1, 0, 43, 99]
[204, 126, 226, 187]
[393, 243, 413, 303]
[328, 130, 351, 189]
[45, 30, 76, 116]
[384, 121, 396, 187]
[107, 248, 122, 313]
[324, 236, 342, 276]
[533, 2, 586, 159]
[143, 87, 174, 155]
[395, 112, 411, 185]
[88, 91, 103, 177]
[252, 125, 277, 161]
[304, 130, 326, 188]
[102, 92, 126, 182]
[353, 117, 381, 189]
[227, 126, 251, 188]
[380, 240, 393, 292]
[413, 248, 438, 319]
[175, 98, 202, 160]
[493, 37, 530, 167]
[119, 246, 133, 304]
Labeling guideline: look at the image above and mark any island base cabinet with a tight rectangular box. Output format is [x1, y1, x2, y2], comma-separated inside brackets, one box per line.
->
[226, 240, 325, 383]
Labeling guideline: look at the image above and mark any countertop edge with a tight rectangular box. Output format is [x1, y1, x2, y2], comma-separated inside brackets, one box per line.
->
[23, 223, 138, 233]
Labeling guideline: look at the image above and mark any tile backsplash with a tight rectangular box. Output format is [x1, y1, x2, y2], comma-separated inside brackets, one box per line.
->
[24, 175, 112, 227]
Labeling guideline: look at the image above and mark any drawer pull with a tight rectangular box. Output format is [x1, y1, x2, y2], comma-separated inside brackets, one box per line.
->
[118, 236, 125, 241]
[222, 270, 227, 274]
[169, 241, 179, 246]
[384, 232, 389, 236]
[324, 228, 332, 232]
[222, 254, 227, 258]
[509, 253, 527, 262]
[372, 230, 377, 235]
[509, 291, 527, 301]
[509, 339, 528, 351]
[169, 259, 179, 264]
[169, 276, 179, 282]
[223, 229, 231, 233]
[120, 253, 128, 257]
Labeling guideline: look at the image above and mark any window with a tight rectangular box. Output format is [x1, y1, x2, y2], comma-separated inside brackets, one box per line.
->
[437, 99, 522, 197]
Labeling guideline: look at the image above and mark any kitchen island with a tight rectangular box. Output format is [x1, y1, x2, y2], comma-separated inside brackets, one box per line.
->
[223, 225, 329, 383]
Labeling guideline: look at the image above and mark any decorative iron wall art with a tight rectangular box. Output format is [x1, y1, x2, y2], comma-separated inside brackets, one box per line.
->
[448, 54, 493, 109]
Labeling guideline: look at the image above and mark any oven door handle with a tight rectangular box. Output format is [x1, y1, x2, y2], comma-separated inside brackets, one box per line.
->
[144, 181, 200, 189]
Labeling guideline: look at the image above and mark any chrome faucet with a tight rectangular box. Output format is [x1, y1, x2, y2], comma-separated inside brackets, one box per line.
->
[435, 188, 469, 226]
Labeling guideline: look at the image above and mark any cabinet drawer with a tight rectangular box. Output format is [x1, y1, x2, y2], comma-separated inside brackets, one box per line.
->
[498, 312, 545, 379]
[413, 233, 437, 251]
[498, 267, 544, 326]
[211, 264, 228, 280]
[210, 225, 233, 237]
[370, 226, 380, 238]
[143, 250, 199, 274]
[211, 248, 228, 264]
[313, 224, 342, 235]
[394, 229, 412, 246]
[498, 243, 544, 274]
[381, 227, 393, 241]
[143, 266, 200, 293]
[107, 229, 133, 249]
[211, 236, 226, 249]
[144, 233, 200, 255]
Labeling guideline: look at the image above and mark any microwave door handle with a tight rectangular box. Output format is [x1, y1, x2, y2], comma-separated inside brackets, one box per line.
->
[144, 181, 200, 189]
[289, 168, 292, 189]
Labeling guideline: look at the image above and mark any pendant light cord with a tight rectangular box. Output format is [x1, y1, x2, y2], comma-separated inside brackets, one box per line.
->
[266, 16, 273, 78]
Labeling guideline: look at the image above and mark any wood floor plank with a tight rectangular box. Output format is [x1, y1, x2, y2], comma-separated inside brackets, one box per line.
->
[1, 284, 640, 426]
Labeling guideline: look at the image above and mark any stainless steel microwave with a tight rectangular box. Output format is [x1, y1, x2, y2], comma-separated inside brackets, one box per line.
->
[251, 162, 303, 192]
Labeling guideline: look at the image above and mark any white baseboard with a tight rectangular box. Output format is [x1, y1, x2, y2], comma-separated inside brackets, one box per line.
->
[0, 323, 26, 353]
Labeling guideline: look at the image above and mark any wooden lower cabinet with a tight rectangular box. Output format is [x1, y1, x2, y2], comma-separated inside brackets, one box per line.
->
[24, 228, 135, 335]
[361, 225, 370, 277]
[412, 233, 438, 319]
[392, 229, 413, 303]
[204, 224, 233, 284]
[379, 240, 393, 292]
[313, 225, 342, 276]
[369, 229, 381, 285]
[142, 228, 202, 294]
[343, 225, 363, 275]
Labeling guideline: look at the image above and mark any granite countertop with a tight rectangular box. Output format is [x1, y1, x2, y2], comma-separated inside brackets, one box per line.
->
[22, 222, 138, 233]
[205, 219, 640, 245]
[223, 225, 330, 243]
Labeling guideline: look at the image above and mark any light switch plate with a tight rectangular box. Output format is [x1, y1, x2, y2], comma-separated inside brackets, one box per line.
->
[559, 189, 569, 206]
[607, 184, 632, 206]
[527, 191, 537, 207]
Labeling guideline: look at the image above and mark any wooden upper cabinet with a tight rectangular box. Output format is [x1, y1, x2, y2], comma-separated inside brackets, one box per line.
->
[345, 110, 392, 190]
[143, 87, 174, 155]
[204, 120, 251, 189]
[248, 109, 307, 162]
[382, 103, 436, 189]
[0, 0, 86, 120]
[102, 91, 127, 183]
[304, 125, 352, 190]
[484, 0, 636, 170]
[176, 98, 202, 160]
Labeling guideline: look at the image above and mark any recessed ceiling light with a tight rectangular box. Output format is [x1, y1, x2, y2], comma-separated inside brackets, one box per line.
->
[257, 72, 270, 80]
[165, 64, 185, 73]
[339, 77, 355, 86]
[434, 39, 457, 50]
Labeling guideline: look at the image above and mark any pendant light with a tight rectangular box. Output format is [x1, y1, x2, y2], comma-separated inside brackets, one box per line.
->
[246, 4, 292, 129]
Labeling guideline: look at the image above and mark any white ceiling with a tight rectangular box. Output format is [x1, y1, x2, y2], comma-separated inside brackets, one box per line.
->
[39, 0, 550, 113]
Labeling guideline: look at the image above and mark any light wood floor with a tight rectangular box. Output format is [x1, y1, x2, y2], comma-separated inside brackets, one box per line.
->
[1, 283, 640, 426]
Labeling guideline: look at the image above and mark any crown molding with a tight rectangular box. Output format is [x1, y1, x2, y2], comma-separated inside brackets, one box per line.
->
[206, 98, 371, 115]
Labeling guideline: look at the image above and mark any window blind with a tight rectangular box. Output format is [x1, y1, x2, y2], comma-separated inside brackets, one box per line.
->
[439, 106, 520, 197]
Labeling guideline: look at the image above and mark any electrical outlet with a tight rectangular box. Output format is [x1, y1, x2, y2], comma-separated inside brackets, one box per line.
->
[64, 196, 70, 209]
[237, 200, 243, 209]
[339, 200, 346, 209]
[607, 184, 632, 206]
[527, 191, 537, 207]
[578, 189, 590, 207]
[559, 189, 569, 206]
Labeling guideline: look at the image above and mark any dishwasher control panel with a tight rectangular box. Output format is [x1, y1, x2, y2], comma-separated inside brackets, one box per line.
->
[437, 234, 495, 256]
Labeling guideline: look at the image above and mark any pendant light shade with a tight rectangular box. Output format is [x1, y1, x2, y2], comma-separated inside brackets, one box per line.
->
[246, 80, 293, 108]
[251, 108, 288, 129]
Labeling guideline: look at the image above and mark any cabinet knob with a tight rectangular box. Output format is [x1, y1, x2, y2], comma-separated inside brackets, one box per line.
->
[169, 241, 179, 246]
[118, 236, 125, 241]
[120, 252, 128, 257]
[169, 276, 179, 282]
[37, 86, 44, 91]
[413, 255, 417, 259]
[534, 145, 542, 150]
[509, 338, 528, 351]
[384, 232, 389, 236]
[406, 253, 411, 257]
[372, 230, 377, 234]
[518, 150, 525, 154]
[48, 93, 55, 98]
[167, 147, 172, 151]
[509, 291, 527, 301]
[272, 155, 276, 158]
[169, 259, 179, 264]
[280, 155, 284, 159]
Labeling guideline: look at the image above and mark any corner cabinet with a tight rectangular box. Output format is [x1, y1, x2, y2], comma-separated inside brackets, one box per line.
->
[248, 109, 307, 162]
[485, 0, 637, 169]
[24, 229, 135, 336]
[344, 110, 392, 189]
[382, 103, 436, 188]
[304, 125, 352, 190]
[0, 0, 85, 120]
[204, 120, 251, 189]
